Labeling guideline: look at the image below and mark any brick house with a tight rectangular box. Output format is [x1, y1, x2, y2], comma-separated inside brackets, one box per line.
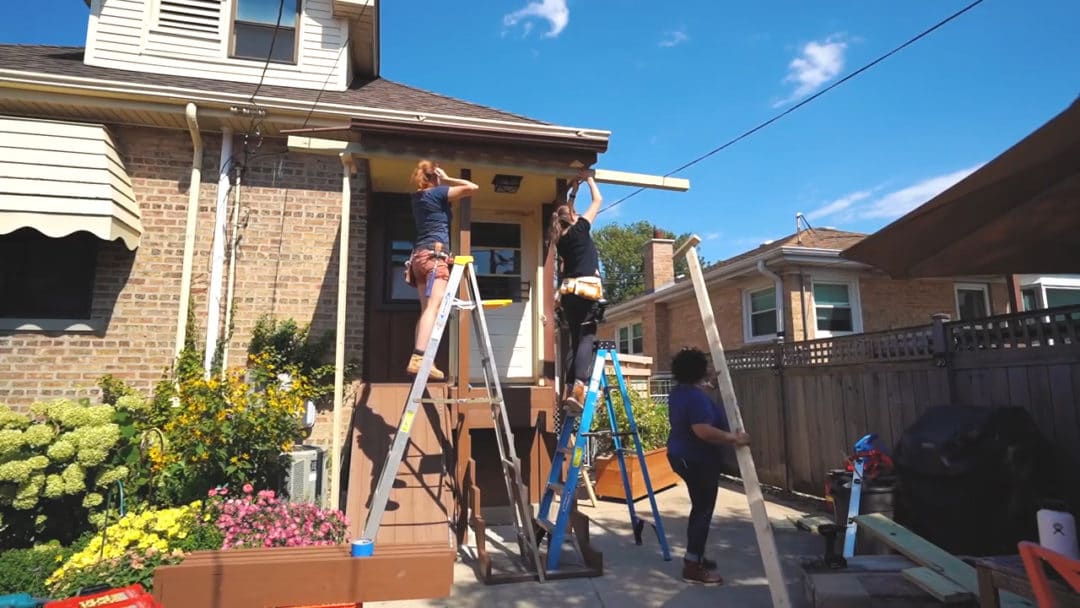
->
[598, 227, 1013, 374]
[0, 0, 685, 584]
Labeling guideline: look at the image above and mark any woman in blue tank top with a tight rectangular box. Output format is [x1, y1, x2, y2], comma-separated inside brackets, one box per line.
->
[405, 160, 478, 380]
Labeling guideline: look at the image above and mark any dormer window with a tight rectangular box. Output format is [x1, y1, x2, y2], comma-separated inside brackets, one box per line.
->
[232, 0, 300, 64]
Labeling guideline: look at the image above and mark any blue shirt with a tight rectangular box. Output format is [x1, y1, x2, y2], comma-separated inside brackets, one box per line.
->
[667, 384, 730, 463]
[411, 185, 452, 250]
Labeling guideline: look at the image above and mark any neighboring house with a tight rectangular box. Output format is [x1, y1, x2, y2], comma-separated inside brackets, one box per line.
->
[0, 0, 644, 568]
[1017, 275, 1080, 311]
[598, 227, 1012, 373]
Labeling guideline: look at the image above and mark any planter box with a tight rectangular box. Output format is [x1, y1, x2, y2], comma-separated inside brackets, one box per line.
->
[593, 447, 680, 501]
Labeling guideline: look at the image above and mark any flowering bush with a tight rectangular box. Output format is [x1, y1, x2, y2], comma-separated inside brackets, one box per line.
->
[148, 359, 310, 506]
[590, 383, 671, 454]
[208, 484, 348, 549]
[45, 501, 211, 596]
[0, 399, 136, 547]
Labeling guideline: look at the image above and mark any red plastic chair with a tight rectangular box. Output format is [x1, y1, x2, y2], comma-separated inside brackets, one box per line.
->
[1018, 541, 1080, 608]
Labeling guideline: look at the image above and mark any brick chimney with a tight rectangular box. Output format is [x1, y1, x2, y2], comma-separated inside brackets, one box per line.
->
[643, 228, 675, 293]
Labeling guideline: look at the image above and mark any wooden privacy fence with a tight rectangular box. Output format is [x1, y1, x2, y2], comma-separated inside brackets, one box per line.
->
[724, 304, 1080, 497]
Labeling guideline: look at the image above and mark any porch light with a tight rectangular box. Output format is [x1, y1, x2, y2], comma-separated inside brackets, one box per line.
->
[492, 174, 523, 193]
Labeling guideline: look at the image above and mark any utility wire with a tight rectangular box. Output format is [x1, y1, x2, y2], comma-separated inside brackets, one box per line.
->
[598, 0, 986, 215]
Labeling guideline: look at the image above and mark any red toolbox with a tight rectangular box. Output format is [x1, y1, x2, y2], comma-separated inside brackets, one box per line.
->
[44, 585, 161, 608]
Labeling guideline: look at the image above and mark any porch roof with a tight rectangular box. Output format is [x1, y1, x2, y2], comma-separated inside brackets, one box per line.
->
[841, 96, 1080, 277]
[0, 114, 142, 250]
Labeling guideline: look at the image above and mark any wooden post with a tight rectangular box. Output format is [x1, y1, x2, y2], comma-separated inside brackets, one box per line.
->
[331, 152, 355, 511]
[455, 168, 473, 389]
[677, 234, 792, 608]
[1007, 274, 1024, 313]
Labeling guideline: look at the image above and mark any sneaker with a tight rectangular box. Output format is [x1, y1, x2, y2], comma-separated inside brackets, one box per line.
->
[682, 559, 724, 585]
[406, 353, 445, 381]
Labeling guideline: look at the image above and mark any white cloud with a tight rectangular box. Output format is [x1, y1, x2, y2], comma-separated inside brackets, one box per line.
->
[808, 165, 984, 223]
[705, 232, 722, 241]
[659, 27, 689, 48]
[773, 34, 847, 107]
[503, 0, 569, 39]
[805, 189, 873, 221]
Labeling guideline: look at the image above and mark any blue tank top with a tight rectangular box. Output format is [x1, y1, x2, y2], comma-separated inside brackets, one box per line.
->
[411, 185, 452, 250]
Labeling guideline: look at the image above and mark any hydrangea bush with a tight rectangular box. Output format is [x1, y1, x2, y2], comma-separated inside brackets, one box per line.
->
[0, 399, 134, 547]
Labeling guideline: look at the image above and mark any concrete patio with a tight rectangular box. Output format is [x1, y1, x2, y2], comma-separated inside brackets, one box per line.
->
[369, 479, 825, 608]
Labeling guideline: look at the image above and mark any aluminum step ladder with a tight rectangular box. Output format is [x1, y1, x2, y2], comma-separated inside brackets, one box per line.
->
[536, 341, 671, 572]
[359, 255, 545, 582]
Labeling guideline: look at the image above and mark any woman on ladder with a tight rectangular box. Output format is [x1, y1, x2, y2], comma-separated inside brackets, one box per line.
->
[549, 168, 605, 413]
[405, 160, 479, 380]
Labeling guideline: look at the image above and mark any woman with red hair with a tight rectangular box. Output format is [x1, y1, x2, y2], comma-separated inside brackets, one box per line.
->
[405, 160, 478, 380]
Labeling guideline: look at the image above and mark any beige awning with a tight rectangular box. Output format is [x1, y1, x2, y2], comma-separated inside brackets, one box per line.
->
[0, 115, 142, 250]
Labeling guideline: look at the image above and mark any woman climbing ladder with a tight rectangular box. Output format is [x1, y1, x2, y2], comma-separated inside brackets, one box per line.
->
[549, 168, 605, 413]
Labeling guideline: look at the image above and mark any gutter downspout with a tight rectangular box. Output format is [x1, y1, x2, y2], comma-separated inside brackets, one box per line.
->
[756, 260, 785, 339]
[204, 127, 235, 375]
[176, 103, 203, 366]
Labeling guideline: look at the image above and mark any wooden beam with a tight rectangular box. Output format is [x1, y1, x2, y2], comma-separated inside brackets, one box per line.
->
[287, 135, 691, 192]
[455, 168, 472, 389]
[330, 152, 356, 512]
[680, 234, 792, 608]
[591, 168, 689, 192]
[854, 513, 1035, 607]
[902, 566, 974, 604]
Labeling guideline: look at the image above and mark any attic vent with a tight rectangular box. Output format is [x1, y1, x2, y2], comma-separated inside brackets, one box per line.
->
[155, 0, 223, 37]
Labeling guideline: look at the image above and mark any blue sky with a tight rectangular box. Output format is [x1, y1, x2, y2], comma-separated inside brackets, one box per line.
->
[5, 1, 1079, 262]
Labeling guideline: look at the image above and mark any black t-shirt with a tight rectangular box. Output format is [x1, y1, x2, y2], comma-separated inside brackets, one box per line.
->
[556, 217, 600, 279]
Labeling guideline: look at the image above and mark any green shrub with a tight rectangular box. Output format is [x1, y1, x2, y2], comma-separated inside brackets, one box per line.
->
[590, 382, 671, 454]
[0, 543, 72, 596]
[0, 400, 138, 548]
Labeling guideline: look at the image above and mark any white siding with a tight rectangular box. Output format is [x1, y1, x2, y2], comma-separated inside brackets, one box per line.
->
[84, 0, 350, 92]
[470, 302, 534, 381]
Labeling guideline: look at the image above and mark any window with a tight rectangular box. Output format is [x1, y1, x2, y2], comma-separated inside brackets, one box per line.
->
[618, 322, 643, 354]
[744, 286, 777, 341]
[0, 229, 98, 320]
[954, 283, 990, 321]
[1022, 288, 1039, 311]
[383, 204, 418, 304]
[813, 281, 856, 336]
[232, 0, 300, 64]
[472, 222, 523, 302]
[1046, 288, 1080, 308]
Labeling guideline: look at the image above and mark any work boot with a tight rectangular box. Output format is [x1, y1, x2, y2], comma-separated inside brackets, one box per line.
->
[563, 381, 586, 415]
[682, 559, 724, 584]
[407, 353, 445, 381]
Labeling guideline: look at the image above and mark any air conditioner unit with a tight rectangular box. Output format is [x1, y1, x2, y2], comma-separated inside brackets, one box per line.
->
[280, 445, 324, 506]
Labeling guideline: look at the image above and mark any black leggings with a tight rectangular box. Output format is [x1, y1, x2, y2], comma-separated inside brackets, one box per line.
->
[669, 454, 722, 561]
[560, 294, 598, 385]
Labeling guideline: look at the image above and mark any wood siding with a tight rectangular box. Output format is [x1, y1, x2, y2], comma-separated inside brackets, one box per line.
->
[85, 0, 350, 91]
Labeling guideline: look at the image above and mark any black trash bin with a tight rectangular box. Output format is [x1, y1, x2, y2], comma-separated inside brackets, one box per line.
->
[828, 469, 897, 555]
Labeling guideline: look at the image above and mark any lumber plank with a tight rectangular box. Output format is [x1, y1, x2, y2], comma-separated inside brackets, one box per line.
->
[902, 566, 974, 604]
[854, 513, 1034, 607]
[591, 168, 690, 191]
[793, 514, 839, 534]
[682, 235, 792, 608]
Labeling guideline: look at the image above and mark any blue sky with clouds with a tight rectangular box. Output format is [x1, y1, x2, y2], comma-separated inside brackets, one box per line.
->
[5, 0, 1079, 261]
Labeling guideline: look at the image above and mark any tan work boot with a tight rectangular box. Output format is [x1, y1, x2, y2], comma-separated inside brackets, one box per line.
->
[407, 353, 445, 381]
[682, 559, 724, 585]
[563, 381, 586, 415]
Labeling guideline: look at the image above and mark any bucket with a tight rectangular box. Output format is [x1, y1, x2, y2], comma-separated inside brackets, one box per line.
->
[827, 469, 897, 555]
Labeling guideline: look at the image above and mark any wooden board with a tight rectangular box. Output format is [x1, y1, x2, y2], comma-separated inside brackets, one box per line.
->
[853, 513, 1035, 608]
[681, 234, 792, 608]
[903, 566, 974, 604]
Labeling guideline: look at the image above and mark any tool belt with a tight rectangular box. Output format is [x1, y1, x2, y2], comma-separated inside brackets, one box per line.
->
[558, 276, 604, 302]
[403, 242, 451, 288]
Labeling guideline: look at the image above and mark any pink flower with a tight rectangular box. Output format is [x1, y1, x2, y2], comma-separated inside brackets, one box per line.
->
[219, 487, 229, 495]
[243, 483, 254, 494]
[208, 488, 218, 497]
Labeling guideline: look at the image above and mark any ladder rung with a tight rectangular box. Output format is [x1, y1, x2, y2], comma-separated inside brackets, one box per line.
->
[536, 518, 554, 533]
[501, 458, 515, 469]
[556, 446, 571, 455]
[547, 482, 565, 494]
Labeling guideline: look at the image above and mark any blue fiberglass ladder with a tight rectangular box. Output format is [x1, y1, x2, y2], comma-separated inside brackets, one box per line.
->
[535, 341, 671, 573]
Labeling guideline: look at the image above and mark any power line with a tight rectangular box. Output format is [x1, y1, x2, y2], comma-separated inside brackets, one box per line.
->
[598, 0, 986, 215]
[248, 0, 288, 105]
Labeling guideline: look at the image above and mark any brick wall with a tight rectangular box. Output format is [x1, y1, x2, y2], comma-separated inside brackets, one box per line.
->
[0, 126, 368, 423]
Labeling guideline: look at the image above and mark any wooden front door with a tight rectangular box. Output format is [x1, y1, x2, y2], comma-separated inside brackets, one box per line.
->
[364, 193, 449, 382]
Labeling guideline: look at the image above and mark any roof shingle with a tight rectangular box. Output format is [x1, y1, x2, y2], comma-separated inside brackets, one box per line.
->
[0, 44, 550, 125]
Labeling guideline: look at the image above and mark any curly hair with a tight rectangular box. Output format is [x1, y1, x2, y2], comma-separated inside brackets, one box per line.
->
[671, 347, 708, 385]
[411, 159, 438, 191]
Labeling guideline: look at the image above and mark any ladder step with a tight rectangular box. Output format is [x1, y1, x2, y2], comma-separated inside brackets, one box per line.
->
[556, 446, 571, 455]
[547, 482, 565, 494]
[536, 518, 554, 533]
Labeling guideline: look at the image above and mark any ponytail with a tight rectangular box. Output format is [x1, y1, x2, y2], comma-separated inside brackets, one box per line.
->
[548, 204, 574, 249]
